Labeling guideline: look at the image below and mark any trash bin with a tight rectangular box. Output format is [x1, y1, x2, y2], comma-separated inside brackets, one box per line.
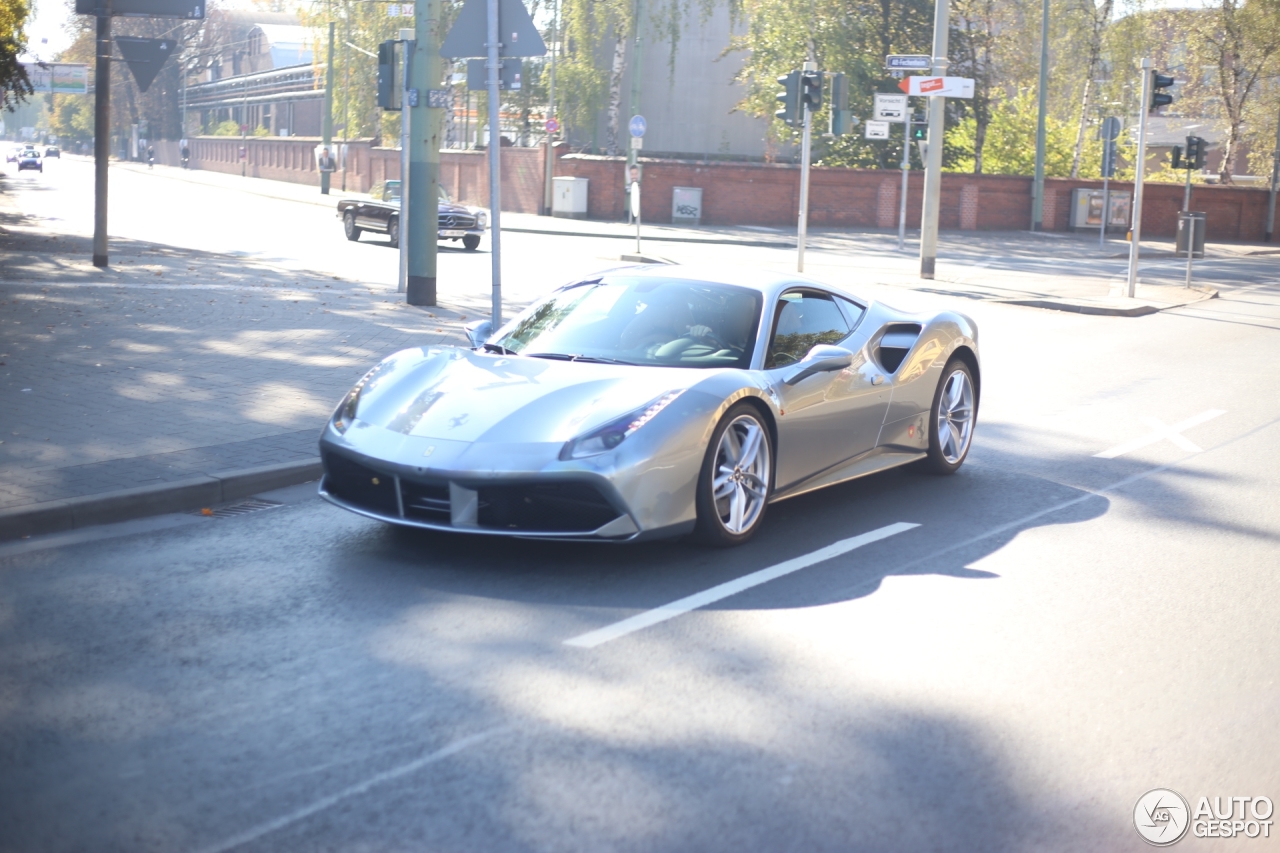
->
[1176, 211, 1206, 259]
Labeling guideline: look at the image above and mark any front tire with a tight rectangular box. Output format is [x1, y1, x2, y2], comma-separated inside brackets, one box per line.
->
[343, 211, 361, 242]
[920, 358, 977, 475]
[388, 216, 400, 248]
[463, 234, 481, 251]
[694, 403, 773, 546]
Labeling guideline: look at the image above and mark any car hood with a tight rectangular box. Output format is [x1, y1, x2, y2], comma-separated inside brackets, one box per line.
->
[438, 201, 474, 215]
[351, 347, 713, 444]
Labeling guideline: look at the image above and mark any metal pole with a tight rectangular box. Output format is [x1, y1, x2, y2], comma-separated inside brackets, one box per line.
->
[1267, 108, 1280, 242]
[241, 77, 247, 176]
[486, 0, 503, 324]
[1099, 175, 1109, 247]
[92, 1, 111, 267]
[634, 182, 641, 254]
[341, 2, 351, 192]
[796, 70, 814, 274]
[897, 116, 909, 251]
[626, 0, 643, 190]
[407, 0, 442, 307]
[1126, 59, 1152, 298]
[1183, 162, 1192, 212]
[542, 0, 557, 215]
[1030, 0, 1049, 230]
[398, 33, 411, 295]
[321, 21, 335, 194]
[1184, 215, 1194, 288]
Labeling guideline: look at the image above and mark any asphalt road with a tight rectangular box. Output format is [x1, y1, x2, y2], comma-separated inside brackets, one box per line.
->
[2, 157, 1280, 851]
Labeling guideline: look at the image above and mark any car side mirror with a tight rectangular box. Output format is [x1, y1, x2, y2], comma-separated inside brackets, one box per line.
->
[783, 345, 854, 386]
[465, 319, 494, 349]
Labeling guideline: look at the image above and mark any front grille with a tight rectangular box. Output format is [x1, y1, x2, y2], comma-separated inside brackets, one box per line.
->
[477, 483, 619, 533]
[438, 213, 477, 230]
[322, 451, 399, 516]
[401, 479, 451, 523]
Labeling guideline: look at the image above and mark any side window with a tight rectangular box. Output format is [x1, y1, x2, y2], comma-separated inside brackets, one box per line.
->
[765, 291, 851, 368]
[836, 296, 866, 329]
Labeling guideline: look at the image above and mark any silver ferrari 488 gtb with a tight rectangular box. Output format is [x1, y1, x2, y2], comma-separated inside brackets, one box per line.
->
[319, 265, 979, 546]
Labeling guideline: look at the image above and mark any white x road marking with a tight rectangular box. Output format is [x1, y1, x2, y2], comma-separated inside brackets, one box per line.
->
[1094, 409, 1226, 459]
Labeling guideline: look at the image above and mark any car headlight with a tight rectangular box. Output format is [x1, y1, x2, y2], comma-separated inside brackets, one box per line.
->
[331, 362, 389, 434]
[560, 391, 684, 460]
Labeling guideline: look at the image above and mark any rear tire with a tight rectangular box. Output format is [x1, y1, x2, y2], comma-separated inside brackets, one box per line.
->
[343, 211, 362, 242]
[694, 403, 773, 547]
[388, 217, 400, 248]
[463, 234, 481, 251]
[920, 358, 977, 475]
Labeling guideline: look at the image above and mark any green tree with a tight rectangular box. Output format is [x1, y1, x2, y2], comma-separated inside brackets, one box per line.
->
[1, 0, 32, 110]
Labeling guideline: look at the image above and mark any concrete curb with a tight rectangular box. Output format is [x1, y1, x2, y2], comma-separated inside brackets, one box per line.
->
[503, 225, 792, 249]
[0, 458, 323, 541]
[996, 287, 1218, 317]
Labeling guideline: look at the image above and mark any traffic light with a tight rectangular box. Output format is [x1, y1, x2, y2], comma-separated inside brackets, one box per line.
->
[1170, 145, 1183, 170]
[377, 40, 400, 110]
[829, 72, 852, 135]
[910, 112, 927, 141]
[800, 70, 823, 112]
[1150, 71, 1175, 112]
[776, 70, 801, 127]
[1185, 135, 1206, 169]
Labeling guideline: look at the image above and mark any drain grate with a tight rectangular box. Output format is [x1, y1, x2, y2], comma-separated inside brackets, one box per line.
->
[192, 498, 284, 518]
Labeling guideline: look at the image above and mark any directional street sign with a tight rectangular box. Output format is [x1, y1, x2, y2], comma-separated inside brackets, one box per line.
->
[885, 54, 931, 71]
[629, 115, 647, 138]
[441, 0, 546, 58]
[865, 120, 890, 140]
[897, 76, 975, 98]
[873, 93, 908, 122]
[75, 0, 203, 19]
[114, 36, 175, 92]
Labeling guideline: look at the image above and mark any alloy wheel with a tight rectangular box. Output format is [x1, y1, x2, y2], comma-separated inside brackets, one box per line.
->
[712, 414, 771, 534]
[937, 368, 974, 464]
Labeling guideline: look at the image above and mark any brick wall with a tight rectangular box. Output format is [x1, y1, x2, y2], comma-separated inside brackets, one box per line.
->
[159, 137, 1276, 242]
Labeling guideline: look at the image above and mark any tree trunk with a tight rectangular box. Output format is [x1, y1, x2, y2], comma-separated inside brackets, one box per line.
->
[974, 118, 987, 174]
[1070, 78, 1092, 179]
[1220, 118, 1244, 184]
[604, 30, 627, 156]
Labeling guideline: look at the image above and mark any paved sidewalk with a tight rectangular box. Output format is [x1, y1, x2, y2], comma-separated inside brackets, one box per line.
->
[1, 182, 473, 533]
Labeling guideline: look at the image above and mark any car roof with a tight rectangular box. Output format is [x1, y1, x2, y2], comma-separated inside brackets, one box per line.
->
[608, 263, 864, 303]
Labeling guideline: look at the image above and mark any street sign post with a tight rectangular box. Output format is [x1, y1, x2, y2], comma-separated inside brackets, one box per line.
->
[873, 93, 908, 122]
[865, 120, 890, 140]
[885, 54, 931, 71]
[1099, 115, 1121, 246]
[897, 76, 974, 98]
[442, 0, 546, 324]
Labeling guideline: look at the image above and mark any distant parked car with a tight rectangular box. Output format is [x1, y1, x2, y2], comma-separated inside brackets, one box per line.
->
[17, 150, 41, 172]
[44, 146, 60, 158]
[337, 181, 487, 250]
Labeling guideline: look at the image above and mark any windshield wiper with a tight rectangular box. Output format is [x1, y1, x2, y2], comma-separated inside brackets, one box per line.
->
[483, 342, 518, 355]
[527, 352, 636, 365]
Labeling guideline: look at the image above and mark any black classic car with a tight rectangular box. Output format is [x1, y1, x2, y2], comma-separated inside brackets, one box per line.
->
[337, 181, 487, 250]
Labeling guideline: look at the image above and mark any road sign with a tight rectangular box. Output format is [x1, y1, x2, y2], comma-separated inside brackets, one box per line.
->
[114, 36, 174, 92]
[1100, 116, 1122, 142]
[886, 55, 931, 71]
[75, 0, 203, 18]
[466, 58, 521, 90]
[441, 0, 546, 58]
[21, 62, 89, 94]
[545, 117, 559, 134]
[629, 115, 647, 138]
[865, 120, 890, 140]
[873, 93, 908, 123]
[897, 76, 975, 98]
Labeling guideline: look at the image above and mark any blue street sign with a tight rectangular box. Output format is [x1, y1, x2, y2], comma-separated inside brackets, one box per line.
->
[629, 115, 647, 138]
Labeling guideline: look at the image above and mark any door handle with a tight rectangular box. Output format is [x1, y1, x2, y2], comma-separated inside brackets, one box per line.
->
[871, 374, 885, 386]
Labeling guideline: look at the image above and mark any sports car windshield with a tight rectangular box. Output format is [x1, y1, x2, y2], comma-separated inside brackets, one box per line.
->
[492, 276, 763, 369]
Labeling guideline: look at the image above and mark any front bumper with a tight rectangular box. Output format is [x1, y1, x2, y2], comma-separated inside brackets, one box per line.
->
[318, 445, 643, 540]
